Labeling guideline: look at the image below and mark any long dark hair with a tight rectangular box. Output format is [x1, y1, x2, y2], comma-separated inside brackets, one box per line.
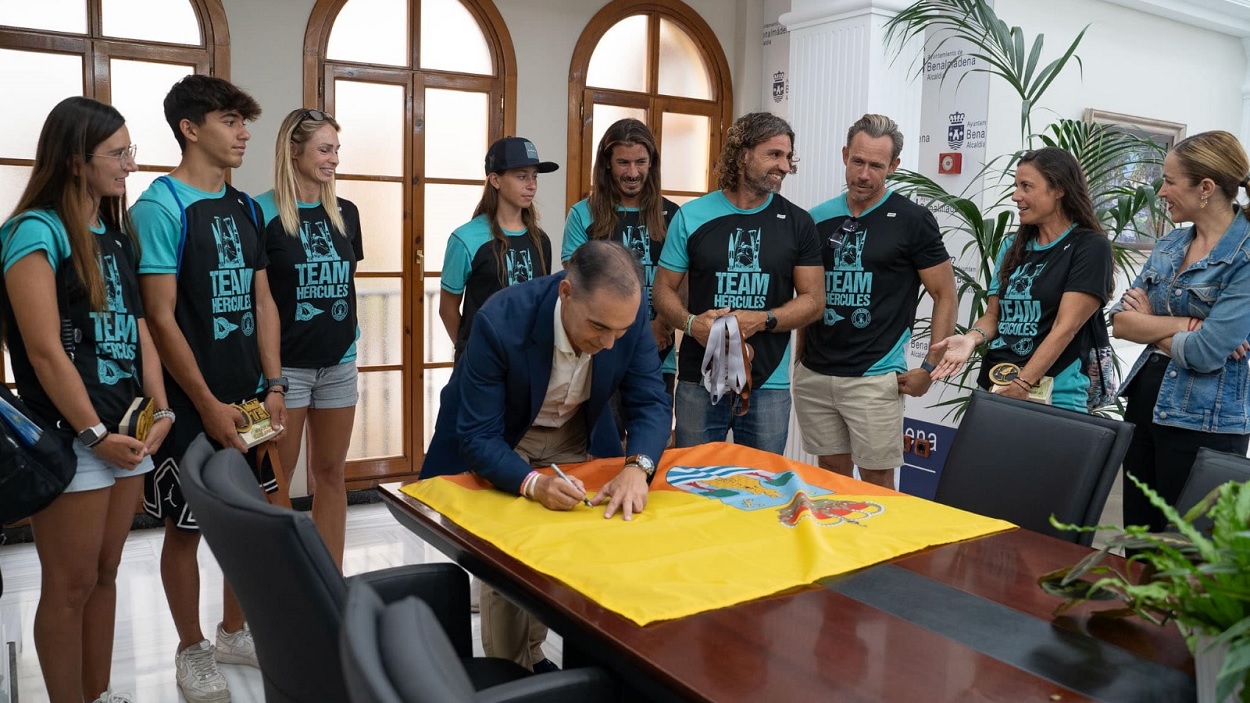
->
[8, 96, 135, 310]
[472, 172, 548, 287]
[998, 147, 1104, 296]
[589, 118, 666, 242]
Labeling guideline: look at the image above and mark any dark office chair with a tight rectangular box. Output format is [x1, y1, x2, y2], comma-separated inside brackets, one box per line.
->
[1175, 447, 1250, 531]
[341, 580, 618, 703]
[178, 435, 532, 703]
[934, 390, 1134, 546]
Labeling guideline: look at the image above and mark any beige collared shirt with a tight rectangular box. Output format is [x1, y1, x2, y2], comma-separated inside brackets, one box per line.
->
[532, 297, 593, 428]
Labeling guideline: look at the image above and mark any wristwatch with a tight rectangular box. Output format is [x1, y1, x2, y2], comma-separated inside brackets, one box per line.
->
[624, 454, 656, 479]
[77, 422, 108, 448]
[920, 360, 936, 374]
[266, 376, 289, 393]
[764, 309, 778, 332]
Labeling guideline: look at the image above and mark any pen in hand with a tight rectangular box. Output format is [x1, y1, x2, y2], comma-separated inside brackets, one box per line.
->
[550, 463, 593, 507]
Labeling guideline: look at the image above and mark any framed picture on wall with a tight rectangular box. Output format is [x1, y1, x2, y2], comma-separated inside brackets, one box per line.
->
[1083, 108, 1187, 250]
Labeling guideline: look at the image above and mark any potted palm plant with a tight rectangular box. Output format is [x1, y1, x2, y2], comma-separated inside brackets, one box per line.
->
[1040, 475, 1250, 702]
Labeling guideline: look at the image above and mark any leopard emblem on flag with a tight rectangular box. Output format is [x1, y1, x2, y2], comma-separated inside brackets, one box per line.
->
[667, 465, 883, 527]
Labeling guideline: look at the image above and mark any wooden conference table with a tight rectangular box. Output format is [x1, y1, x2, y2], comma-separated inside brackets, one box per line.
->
[380, 483, 1195, 702]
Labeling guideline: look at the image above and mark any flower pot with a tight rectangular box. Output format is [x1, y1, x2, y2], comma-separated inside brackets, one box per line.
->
[1195, 633, 1246, 703]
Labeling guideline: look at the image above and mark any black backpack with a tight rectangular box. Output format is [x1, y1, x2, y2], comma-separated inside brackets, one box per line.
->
[0, 383, 76, 524]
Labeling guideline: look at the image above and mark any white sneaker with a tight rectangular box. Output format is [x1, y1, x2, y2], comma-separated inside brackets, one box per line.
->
[92, 688, 135, 703]
[175, 640, 230, 703]
[215, 622, 260, 668]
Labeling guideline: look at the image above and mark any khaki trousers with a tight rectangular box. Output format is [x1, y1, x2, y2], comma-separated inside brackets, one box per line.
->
[479, 414, 588, 668]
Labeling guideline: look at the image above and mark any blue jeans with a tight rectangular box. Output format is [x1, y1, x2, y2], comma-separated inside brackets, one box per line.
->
[674, 381, 790, 455]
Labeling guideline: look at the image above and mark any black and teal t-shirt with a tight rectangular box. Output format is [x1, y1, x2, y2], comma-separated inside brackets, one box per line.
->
[441, 213, 551, 355]
[658, 190, 821, 390]
[802, 190, 949, 377]
[979, 227, 1113, 411]
[562, 197, 678, 374]
[255, 192, 363, 368]
[0, 210, 145, 431]
[131, 176, 266, 408]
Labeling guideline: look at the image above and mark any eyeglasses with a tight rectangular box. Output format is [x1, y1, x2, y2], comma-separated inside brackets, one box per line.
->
[828, 217, 861, 250]
[300, 109, 331, 123]
[89, 144, 138, 166]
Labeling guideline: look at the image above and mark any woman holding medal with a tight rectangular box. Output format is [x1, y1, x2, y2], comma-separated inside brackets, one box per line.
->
[1, 97, 172, 703]
[1109, 130, 1250, 533]
[929, 147, 1114, 413]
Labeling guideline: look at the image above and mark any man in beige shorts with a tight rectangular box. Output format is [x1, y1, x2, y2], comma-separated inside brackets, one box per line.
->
[794, 114, 956, 488]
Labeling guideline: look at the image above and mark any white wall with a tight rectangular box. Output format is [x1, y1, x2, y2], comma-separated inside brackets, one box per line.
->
[986, 0, 1245, 159]
[219, 0, 751, 243]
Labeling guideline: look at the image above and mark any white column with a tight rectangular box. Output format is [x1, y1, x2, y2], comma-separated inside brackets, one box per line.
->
[780, 0, 923, 212]
[1241, 36, 1250, 148]
[778, 0, 923, 468]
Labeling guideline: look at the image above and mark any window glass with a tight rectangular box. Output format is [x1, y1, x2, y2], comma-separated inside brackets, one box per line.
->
[423, 183, 483, 273]
[0, 0, 86, 34]
[424, 89, 489, 180]
[350, 369, 405, 459]
[0, 165, 33, 231]
[423, 277, 454, 363]
[586, 15, 647, 93]
[657, 18, 711, 99]
[661, 112, 711, 193]
[101, 0, 200, 45]
[109, 59, 193, 167]
[356, 277, 404, 366]
[335, 180, 402, 274]
[327, 0, 408, 67]
[420, 0, 491, 75]
[334, 80, 405, 177]
[423, 366, 453, 450]
[0, 49, 84, 159]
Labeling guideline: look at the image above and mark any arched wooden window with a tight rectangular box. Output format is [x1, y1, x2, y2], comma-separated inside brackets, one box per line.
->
[304, 0, 515, 484]
[566, 0, 732, 210]
[0, 0, 228, 385]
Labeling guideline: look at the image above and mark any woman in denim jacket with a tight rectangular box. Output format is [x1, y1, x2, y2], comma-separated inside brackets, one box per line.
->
[1110, 130, 1250, 532]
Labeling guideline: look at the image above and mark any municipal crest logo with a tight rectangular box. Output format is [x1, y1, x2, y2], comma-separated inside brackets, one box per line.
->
[852, 308, 872, 328]
[947, 111, 965, 150]
[332, 299, 349, 321]
[1011, 337, 1034, 357]
[772, 71, 786, 103]
[727, 228, 762, 272]
[240, 311, 255, 337]
[667, 465, 883, 528]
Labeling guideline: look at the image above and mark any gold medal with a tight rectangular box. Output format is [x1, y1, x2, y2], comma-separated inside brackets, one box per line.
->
[988, 362, 1021, 386]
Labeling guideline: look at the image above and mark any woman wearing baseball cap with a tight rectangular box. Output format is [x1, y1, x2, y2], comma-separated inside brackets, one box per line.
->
[438, 136, 558, 360]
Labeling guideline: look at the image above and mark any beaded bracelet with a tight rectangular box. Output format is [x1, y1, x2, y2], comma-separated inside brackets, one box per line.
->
[153, 408, 177, 423]
[970, 325, 990, 345]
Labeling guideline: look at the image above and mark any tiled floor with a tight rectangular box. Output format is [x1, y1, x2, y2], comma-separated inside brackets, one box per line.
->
[0, 502, 562, 702]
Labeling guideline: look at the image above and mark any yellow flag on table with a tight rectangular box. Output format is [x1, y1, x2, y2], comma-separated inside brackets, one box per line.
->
[405, 442, 1013, 626]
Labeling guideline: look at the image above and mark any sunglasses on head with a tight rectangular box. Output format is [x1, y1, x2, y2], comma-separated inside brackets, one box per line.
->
[828, 217, 862, 250]
[300, 109, 331, 123]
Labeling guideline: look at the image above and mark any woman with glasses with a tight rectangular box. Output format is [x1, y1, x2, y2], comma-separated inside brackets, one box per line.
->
[1108, 131, 1250, 532]
[439, 136, 556, 360]
[1, 96, 171, 703]
[930, 147, 1114, 413]
[254, 108, 362, 566]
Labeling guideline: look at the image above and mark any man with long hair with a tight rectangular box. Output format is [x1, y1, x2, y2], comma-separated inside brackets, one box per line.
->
[795, 114, 956, 489]
[653, 112, 824, 454]
[131, 75, 285, 702]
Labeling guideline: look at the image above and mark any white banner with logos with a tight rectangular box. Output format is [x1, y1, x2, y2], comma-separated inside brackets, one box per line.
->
[762, 0, 791, 117]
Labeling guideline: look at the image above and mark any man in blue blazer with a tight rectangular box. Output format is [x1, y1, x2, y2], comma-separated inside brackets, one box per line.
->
[421, 241, 671, 670]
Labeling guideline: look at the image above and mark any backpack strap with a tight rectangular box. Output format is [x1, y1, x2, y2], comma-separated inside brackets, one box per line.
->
[155, 176, 189, 279]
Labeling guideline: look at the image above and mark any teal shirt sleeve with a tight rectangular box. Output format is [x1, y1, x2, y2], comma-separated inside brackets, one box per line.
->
[253, 190, 281, 228]
[657, 207, 691, 272]
[440, 232, 473, 294]
[561, 202, 591, 263]
[131, 198, 182, 275]
[1, 213, 68, 274]
[987, 235, 1015, 295]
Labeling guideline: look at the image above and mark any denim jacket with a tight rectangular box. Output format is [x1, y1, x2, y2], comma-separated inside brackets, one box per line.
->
[1110, 213, 1250, 433]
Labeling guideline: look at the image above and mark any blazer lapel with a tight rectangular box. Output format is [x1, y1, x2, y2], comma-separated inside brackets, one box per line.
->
[528, 280, 559, 420]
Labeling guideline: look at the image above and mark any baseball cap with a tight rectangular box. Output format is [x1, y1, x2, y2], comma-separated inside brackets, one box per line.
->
[484, 136, 559, 175]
